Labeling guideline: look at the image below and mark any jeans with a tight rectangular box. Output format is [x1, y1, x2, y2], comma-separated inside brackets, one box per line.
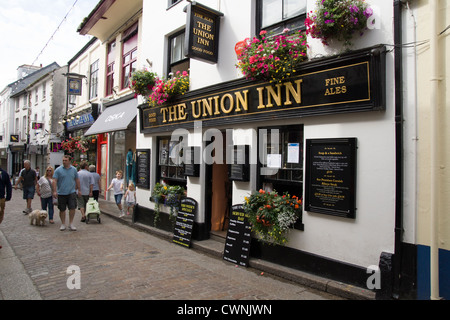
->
[41, 196, 54, 220]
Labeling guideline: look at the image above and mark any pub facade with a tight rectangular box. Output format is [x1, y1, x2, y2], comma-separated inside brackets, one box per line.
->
[130, 0, 419, 298]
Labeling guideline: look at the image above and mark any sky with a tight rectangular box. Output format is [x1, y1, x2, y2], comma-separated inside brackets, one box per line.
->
[0, 0, 96, 89]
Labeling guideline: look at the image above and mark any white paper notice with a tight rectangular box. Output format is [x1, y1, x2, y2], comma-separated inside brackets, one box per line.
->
[287, 143, 300, 163]
[267, 154, 281, 168]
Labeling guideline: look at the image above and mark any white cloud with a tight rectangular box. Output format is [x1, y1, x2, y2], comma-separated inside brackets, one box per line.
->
[0, 0, 94, 88]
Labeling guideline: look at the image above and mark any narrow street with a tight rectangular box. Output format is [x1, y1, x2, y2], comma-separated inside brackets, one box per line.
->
[0, 188, 343, 303]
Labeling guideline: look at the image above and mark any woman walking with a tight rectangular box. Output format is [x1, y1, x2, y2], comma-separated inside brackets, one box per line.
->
[36, 166, 55, 224]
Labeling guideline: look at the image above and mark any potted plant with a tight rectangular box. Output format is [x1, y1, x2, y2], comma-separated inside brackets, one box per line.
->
[305, 0, 374, 47]
[243, 189, 302, 246]
[129, 69, 158, 98]
[151, 183, 186, 226]
[236, 29, 308, 83]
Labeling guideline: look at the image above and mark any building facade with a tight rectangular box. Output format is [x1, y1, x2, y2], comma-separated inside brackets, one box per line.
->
[132, 0, 412, 298]
[71, 0, 449, 299]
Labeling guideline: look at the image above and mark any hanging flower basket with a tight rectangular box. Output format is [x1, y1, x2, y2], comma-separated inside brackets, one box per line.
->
[129, 69, 158, 98]
[243, 189, 302, 246]
[305, 0, 374, 47]
[61, 136, 94, 154]
[148, 71, 190, 107]
[236, 29, 308, 83]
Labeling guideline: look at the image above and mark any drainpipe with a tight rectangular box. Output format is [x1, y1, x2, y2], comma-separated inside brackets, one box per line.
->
[429, 0, 441, 301]
[392, 0, 404, 299]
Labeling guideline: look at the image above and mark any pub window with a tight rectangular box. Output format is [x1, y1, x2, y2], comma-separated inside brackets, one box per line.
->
[259, 125, 304, 196]
[121, 22, 138, 90]
[89, 60, 99, 100]
[106, 41, 116, 96]
[168, 31, 190, 76]
[157, 136, 186, 187]
[167, 0, 181, 9]
[257, 0, 307, 35]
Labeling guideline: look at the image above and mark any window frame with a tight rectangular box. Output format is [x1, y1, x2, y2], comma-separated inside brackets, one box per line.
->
[89, 59, 99, 100]
[121, 23, 138, 90]
[167, 30, 190, 76]
[157, 136, 187, 187]
[106, 41, 116, 97]
[256, 0, 307, 35]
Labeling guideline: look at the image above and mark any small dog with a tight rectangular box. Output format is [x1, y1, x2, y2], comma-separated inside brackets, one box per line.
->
[29, 210, 48, 226]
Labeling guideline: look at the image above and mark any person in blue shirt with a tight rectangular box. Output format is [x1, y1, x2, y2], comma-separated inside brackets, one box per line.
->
[52, 155, 81, 231]
[0, 166, 12, 249]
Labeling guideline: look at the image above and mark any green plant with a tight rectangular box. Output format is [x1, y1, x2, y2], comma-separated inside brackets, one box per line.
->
[305, 0, 374, 47]
[236, 29, 308, 83]
[151, 183, 186, 226]
[243, 189, 302, 246]
[130, 69, 158, 98]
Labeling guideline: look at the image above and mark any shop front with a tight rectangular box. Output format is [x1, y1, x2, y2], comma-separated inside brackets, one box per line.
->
[137, 45, 390, 288]
[85, 94, 137, 200]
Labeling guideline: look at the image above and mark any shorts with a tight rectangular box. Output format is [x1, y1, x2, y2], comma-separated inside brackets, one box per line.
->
[58, 193, 77, 211]
[126, 201, 136, 207]
[23, 186, 35, 199]
[114, 194, 123, 205]
[77, 195, 90, 210]
[0, 198, 5, 224]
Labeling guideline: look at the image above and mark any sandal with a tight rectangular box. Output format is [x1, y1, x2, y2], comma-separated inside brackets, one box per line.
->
[49, 220, 54, 224]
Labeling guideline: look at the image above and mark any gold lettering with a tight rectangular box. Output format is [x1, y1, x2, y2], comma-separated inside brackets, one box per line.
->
[257, 87, 265, 109]
[168, 105, 177, 122]
[234, 90, 249, 112]
[161, 107, 168, 123]
[191, 101, 201, 119]
[178, 103, 187, 120]
[213, 96, 220, 115]
[284, 79, 303, 105]
[325, 76, 346, 86]
[220, 93, 234, 114]
[202, 97, 214, 117]
[266, 84, 282, 108]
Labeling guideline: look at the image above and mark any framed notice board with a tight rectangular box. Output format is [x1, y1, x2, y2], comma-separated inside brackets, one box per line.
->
[305, 138, 357, 219]
[136, 149, 150, 189]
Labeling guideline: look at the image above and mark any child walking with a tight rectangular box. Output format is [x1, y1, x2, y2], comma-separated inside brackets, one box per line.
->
[124, 183, 136, 215]
[107, 170, 125, 217]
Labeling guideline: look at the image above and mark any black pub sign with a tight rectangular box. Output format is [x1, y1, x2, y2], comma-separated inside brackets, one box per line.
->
[184, 2, 223, 64]
[140, 46, 386, 134]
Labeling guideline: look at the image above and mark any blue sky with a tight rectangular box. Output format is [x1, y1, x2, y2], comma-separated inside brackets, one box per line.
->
[0, 0, 95, 88]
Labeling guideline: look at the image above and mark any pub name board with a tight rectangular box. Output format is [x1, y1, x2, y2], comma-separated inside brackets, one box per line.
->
[184, 2, 223, 64]
[140, 46, 386, 134]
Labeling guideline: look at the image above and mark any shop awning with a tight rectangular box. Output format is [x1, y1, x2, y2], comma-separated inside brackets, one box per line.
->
[85, 98, 137, 136]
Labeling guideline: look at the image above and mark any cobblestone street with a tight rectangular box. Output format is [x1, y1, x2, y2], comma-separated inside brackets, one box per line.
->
[0, 188, 342, 301]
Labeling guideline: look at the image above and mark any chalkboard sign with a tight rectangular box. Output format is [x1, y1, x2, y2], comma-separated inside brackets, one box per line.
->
[136, 149, 150, 189]
[173, 198, 197, 248]
[223, 204, 252, 267]
[305, 138, 357, 219]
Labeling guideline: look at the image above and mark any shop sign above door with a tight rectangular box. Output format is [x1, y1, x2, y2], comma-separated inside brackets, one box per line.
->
[140, 45, 386, 134]
[184, 2, 223, 64]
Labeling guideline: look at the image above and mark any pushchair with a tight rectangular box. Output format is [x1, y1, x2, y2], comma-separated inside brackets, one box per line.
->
[85, 197, 101, 224]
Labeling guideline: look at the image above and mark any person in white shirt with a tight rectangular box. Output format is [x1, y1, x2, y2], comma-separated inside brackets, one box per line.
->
[107, 170, 124, 217]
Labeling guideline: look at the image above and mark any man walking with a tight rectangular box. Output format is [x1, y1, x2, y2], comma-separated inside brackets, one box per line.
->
[0, 166, 12, 249]
[52, 155, 81, 231]
[77, 162, 94, 222]
[14, 160, 37, 214]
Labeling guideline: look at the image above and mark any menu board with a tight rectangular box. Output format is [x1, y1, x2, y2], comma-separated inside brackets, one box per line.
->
[136, 149, 150, 189]
[223, 204, 252, 267]
[305, 138, 357, 219]
[173, 198, 197, 248]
